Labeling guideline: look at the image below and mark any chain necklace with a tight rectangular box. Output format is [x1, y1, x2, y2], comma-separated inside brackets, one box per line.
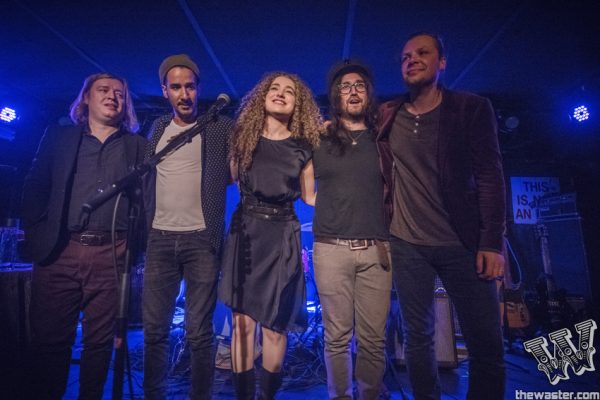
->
[349, 130, 366, 145]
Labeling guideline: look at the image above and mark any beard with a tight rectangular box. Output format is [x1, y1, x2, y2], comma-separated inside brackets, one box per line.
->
[341, 100, 367, 122]
[342, 111, 366, 124]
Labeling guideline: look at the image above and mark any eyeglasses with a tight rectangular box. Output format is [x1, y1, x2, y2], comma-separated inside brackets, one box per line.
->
[337, 82, 367, 94]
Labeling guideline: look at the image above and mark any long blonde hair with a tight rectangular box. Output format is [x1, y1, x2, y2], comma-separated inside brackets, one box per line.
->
[230, 71, 323, 171]
[69, 72, 139, 132]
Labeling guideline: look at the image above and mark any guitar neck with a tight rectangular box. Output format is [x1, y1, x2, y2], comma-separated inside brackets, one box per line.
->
[538, 235, 557, 293]
[536, 223, 562, 329]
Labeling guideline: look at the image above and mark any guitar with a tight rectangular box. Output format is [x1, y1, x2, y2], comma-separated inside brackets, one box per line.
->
[498, 238, 530, 329]
[534, 223, 563, 330]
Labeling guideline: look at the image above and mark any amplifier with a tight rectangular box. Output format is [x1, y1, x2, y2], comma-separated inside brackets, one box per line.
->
[388, 287, 458, 369]
[537, 192, 577, 219]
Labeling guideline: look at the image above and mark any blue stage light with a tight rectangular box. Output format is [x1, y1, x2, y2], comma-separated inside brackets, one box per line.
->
[0, 107, 17, 123]
[571, 105, 589, 122]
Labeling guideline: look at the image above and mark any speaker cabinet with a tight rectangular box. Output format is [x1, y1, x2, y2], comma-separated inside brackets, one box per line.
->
[388, 288, 458, 369]
[432, 290, 458, 368]
[540, 216, 592, 302]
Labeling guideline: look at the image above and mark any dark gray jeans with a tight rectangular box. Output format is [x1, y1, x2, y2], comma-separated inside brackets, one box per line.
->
[313, 241, 392, 400]
[390, 236, 505, 400]
[143, 229, 218, 400]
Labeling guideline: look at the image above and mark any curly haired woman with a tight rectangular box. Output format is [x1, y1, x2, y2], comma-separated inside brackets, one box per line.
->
[218, 71, 322, 399]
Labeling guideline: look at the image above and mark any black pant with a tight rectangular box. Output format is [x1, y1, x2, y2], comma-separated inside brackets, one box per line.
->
[390, 236, 505, 400]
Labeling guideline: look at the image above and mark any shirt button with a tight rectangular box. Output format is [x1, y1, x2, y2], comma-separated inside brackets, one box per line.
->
[413, 129, 418, 134]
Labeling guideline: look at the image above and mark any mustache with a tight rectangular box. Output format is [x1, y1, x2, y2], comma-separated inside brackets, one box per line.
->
[345, 96, 363, 104]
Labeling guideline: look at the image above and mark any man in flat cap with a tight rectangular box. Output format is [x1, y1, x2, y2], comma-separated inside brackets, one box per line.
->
[142, 54, 233, 399]
[308, 59, 391, 399]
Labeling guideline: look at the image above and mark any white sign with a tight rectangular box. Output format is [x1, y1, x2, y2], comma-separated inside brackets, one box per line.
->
[510, 177, 560, 224]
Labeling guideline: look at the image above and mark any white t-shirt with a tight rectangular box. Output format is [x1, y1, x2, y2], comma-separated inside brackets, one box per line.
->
[152, 120, 206, 231]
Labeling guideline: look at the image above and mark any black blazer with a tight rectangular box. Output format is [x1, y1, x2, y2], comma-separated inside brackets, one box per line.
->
[376, 89, 506, 253]
[21, 125, 147, 264]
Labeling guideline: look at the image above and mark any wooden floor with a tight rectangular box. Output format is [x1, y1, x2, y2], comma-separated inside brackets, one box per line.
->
[61, 327, 600, 399]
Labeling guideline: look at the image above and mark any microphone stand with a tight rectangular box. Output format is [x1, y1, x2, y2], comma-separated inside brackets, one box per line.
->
[111, 188, 140, 400]
[81, 111, 224, 400]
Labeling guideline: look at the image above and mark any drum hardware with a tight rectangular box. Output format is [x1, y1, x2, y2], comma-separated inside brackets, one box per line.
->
[282, 248, 327, 388]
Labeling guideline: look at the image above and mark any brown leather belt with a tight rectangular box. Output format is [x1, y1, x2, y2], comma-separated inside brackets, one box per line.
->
[314, 236, 377, 250]
[70, 231, 126, 246]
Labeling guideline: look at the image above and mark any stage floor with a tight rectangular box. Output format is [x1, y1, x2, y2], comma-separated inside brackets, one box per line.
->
[59, 327, 600, 399]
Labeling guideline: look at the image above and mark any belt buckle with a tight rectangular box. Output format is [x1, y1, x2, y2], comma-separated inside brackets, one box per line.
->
[80, 233, 103, 246]
[349, 239, 368, 250]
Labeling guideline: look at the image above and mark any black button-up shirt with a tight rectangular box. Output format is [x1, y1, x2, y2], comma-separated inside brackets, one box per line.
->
[67, 129, 129, 232]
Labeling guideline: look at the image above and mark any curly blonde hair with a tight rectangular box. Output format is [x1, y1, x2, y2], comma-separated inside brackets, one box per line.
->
[231, 71, 323, 171]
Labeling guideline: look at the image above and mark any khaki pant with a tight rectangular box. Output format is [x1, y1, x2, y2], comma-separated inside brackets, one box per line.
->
[313, 240, 392, 400]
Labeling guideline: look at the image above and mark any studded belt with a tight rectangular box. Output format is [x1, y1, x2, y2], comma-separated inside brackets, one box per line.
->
[241, 197, 296, 221]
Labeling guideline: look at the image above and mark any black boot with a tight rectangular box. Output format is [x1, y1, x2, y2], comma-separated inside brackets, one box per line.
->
[232, 368, 256, 400]
[258, 367, 283, 400]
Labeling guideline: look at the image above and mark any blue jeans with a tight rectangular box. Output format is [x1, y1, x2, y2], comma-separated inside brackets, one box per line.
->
[390, 236, 505, 400]
[143, 229, 218, 400]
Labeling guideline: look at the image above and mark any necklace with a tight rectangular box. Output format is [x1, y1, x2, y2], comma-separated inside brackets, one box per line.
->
[349, 130, 366, 145]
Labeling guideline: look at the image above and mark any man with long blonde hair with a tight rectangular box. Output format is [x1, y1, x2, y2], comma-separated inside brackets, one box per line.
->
[21, 72, 146, 399]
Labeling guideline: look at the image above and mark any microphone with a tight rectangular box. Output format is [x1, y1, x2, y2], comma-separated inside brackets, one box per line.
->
[205, 93, 231, 118]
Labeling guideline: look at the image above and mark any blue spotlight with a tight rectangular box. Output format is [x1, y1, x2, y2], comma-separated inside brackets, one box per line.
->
[571, 105, 590, 122]
[0, 107, 18, 123]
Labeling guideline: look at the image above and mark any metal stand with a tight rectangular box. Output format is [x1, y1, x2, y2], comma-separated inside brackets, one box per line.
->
[296, 257, 324, 350]
[111, 191, 141, 399]
[288, 248, 322, 350]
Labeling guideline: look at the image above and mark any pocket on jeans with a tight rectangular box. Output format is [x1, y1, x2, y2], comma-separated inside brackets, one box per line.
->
[312, 241, 338, 260]
[146, 230, 161, 246]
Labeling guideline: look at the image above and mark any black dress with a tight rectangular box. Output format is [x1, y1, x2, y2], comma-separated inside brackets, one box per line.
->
[219, 136, 311, 333]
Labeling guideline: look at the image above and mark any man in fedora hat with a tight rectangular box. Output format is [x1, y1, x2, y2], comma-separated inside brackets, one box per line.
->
[308, 59, 392, 399]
